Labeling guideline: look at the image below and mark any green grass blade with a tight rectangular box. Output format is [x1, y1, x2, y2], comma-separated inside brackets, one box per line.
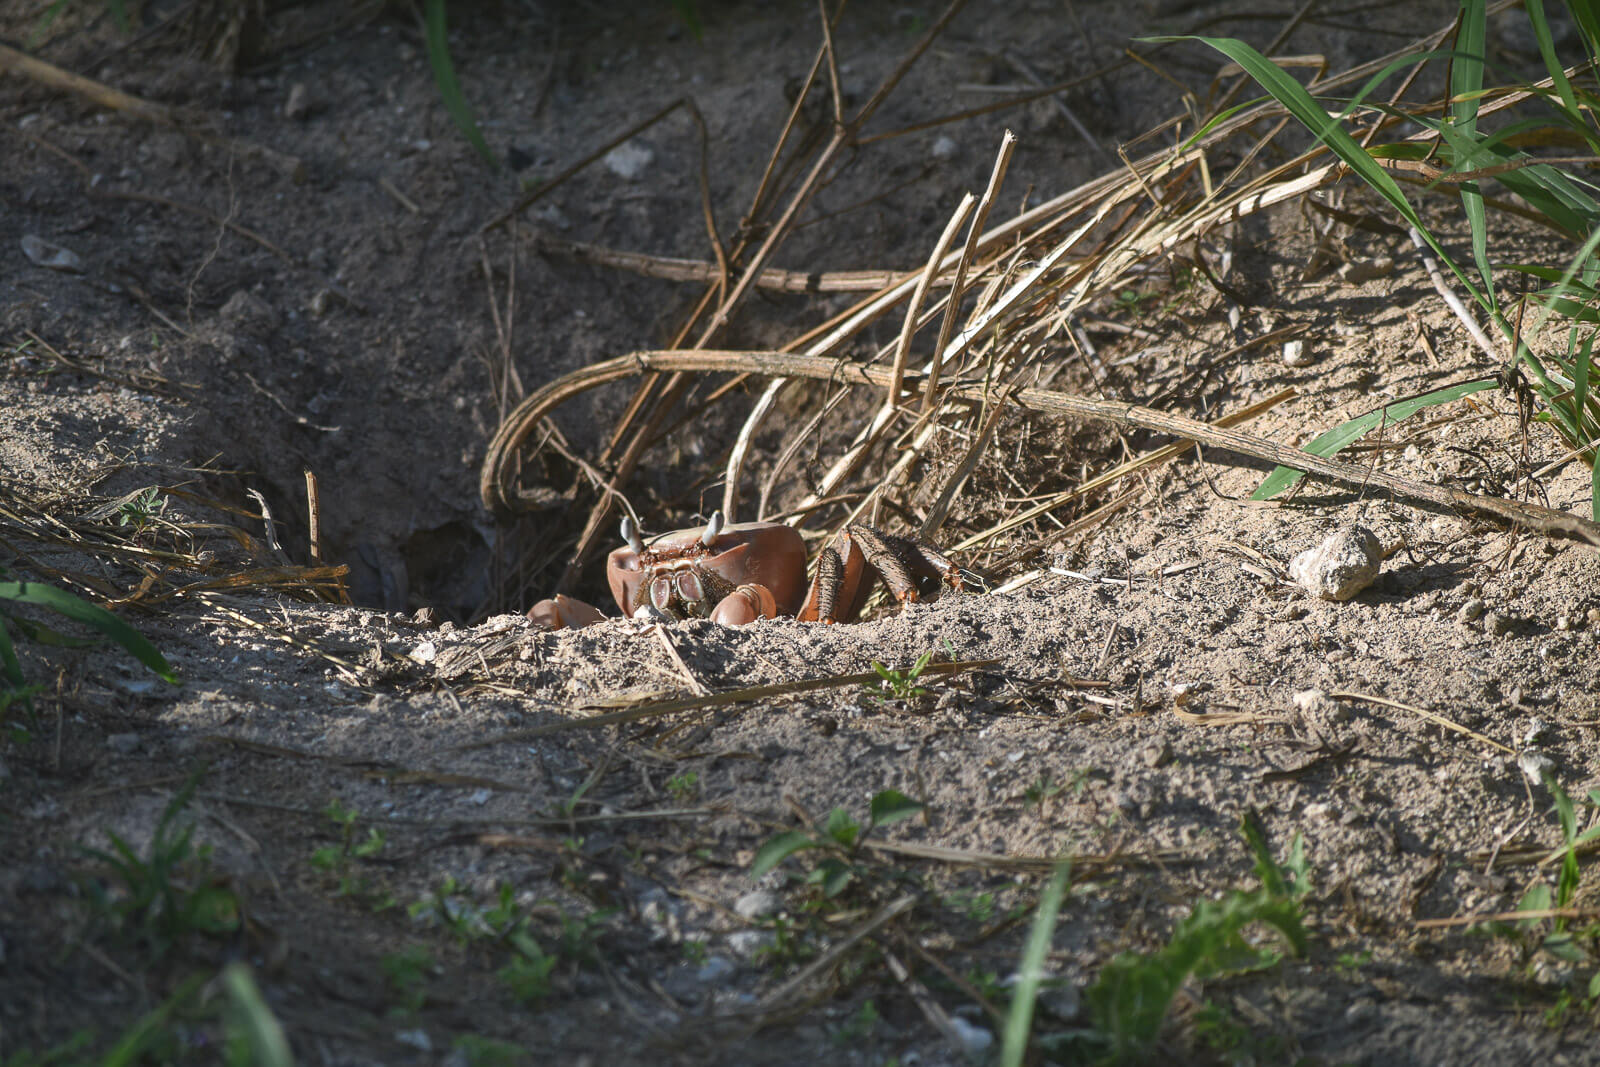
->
[1252, 379, 1498, 499]
[424, 0, 496, 168]
[1529, 0, 1589, 147]
[1000, 860, 1070, 1067]
[222, 963, 294, 1067]
[1566, 0, 1600, 70]
[1452, 0, 1497, 318]
[0, 581, 178, 683]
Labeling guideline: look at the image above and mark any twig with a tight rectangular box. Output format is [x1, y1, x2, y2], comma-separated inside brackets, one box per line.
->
[883, 949, 970, 1054]
[757, 895, 916, 1010]
[890, 193, 976, 408]
[303, 469, 323, 563]
[0, 42, 304, 181]
[1408, 227, 1500, 361]
[925, 131, 1016, 414]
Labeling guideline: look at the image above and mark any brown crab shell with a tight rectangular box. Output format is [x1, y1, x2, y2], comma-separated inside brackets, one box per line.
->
[605, 520, 809, 619]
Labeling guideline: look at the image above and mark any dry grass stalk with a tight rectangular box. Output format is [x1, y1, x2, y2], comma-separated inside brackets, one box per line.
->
[1329, 691, 1516, 755]
[482, 349, 1600, 547]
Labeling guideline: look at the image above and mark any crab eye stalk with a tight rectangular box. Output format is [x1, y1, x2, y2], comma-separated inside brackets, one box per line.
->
[621, 516, 646, 556]
[700, 510, 723, 547]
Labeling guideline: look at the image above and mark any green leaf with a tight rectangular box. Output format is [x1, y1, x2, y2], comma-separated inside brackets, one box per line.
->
[0, 580, 177, 683]
[6, 615, 99, 648]
[423, 0, 496, 167]
[868, 789, 924, 828]
[221, 964, 294, 1067]
[824, 806, 861, 848]
[810, 858, 855, 898]
[1251, 379, 1498, 499]
[749, 830, 817, 879]
[1518, 882, 1554, 926]
[1001, 860, 1071, 1067]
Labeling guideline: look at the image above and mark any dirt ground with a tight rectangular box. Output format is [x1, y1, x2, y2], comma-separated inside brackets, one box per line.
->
[4, 2, 1600, 1065]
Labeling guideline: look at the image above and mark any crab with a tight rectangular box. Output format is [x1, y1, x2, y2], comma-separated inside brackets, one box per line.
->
[527, 512, 964, 629]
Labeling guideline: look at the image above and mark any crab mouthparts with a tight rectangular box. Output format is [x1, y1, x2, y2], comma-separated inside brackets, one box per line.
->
[650, 569, 704, 613]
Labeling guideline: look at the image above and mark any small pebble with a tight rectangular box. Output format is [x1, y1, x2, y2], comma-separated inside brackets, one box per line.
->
[1169, 682, 1203, 707]
[725, 930, 769, 960]
[1282, 339, 1314, 367]
[283, 82, 315, 120]
[604, 141, 654, 180]
[1518, 751, 1555, 784]
[949, 1016, 994, 1055]
[394, 1029, 431, 1052]
[1457, 598, 1487, 623]
[21, 234, 85, 273]
[931, 134, 958, 160]
[1288, 525, 1381, 601]
[1485, 611, 1512, 636]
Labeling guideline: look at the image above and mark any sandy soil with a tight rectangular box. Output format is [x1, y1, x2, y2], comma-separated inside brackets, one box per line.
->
[3, 2, 1600, 1065]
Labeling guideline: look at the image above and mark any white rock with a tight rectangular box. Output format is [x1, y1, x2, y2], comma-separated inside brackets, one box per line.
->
[733, 890, 781, 920]
[1283, 339, 1314, 366]
[725, 929, 769, 960]
[1292, 688, 1331, 714]
[409, 640, 437, 664]
[1288, 526, 1380, 601]
[394, 1029, 432, 1051]
[949, 1015, 994, 1055]
[604, 141, 655, 180]
[21, 235, 85, 273]
[931, 135, 958, 160]
[1518, 751, 1555, 784]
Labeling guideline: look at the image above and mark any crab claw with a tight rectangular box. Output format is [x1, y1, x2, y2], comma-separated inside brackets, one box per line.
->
[711, 583, 779, 626]
[527, 594, 607, 630]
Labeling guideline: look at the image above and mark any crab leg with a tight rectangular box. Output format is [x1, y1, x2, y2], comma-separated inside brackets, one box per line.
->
[799, 524, 963, 624]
